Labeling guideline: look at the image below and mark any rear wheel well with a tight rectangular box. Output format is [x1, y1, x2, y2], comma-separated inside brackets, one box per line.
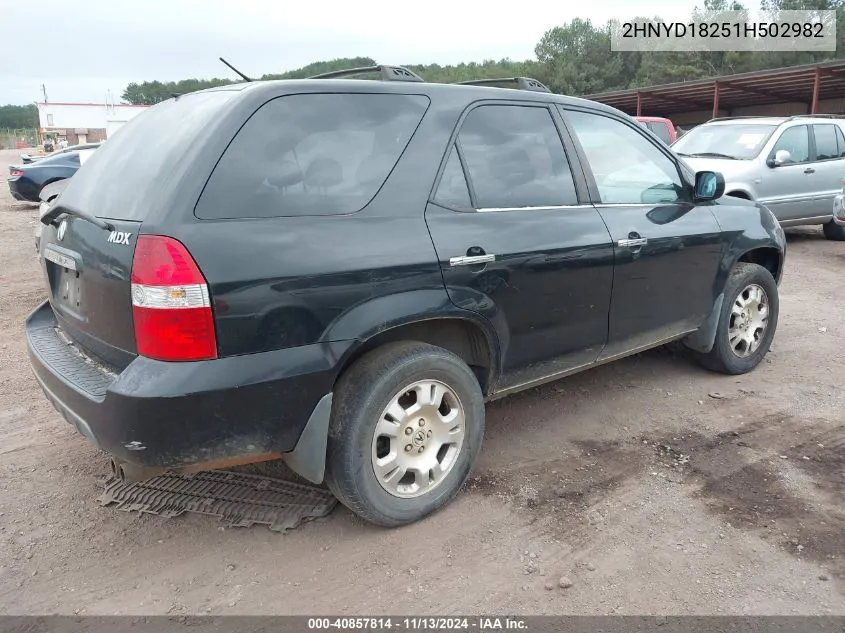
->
[337, 320, 495, 395]
[737, 247, 781, 281]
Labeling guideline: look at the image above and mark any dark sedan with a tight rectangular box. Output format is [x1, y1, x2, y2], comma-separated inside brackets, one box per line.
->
[7, 147, 97, 202]
[20, 142, 103, 164]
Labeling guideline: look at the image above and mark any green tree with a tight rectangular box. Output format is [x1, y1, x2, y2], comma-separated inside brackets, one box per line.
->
[535, 19, 626, 95]
[114, 0, 845, 106]
[262, 57, 376, 79]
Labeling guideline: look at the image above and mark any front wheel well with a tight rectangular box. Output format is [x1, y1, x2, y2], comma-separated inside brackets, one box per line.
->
[726, 190, 751, 200]
[336, 319, 496, 395]
[737, 247, 782, 282]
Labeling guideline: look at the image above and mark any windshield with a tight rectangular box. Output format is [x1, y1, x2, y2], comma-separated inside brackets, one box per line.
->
[672, 123, 776, 160]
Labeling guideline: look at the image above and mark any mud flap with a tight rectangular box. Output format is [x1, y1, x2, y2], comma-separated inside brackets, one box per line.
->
[282, 392, 333, 485]
[682, 293, 724, 354]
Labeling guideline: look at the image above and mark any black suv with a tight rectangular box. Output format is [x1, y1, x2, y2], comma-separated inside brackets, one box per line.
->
[26, 66, 786, 527]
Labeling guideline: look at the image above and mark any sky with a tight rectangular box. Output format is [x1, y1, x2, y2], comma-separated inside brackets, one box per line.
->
[1, 0, 697, 105]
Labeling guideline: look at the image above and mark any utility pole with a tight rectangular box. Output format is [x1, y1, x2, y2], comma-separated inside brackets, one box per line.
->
[41, 84, 47, 103]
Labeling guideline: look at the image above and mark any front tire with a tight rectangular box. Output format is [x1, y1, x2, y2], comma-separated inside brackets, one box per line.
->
[823, 220, 845, 241]
[325, 342, 485, 527]
[696, 262, 779, 375]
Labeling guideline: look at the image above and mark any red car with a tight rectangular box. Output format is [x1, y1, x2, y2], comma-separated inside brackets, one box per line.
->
[635, 116, 677, 145]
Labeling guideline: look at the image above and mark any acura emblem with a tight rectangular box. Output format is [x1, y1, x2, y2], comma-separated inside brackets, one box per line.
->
[56, 220, 68, 241]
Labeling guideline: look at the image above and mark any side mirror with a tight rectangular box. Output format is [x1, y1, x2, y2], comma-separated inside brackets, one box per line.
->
[768, 149, 791, 167]
[694, 171, 725, 202]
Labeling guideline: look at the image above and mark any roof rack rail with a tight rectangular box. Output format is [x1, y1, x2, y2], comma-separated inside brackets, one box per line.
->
[709, 113, 845, 123]
[456, 77, 550, 93]
[307, 65, 424, 82]
[786, 113, 845, 120]
[708, 116, 772, 121]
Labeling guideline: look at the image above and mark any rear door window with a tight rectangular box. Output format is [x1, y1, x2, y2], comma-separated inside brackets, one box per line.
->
[456, 104, 578, 209]
[812, 124, 839, 160]
[196, 93, 429, 219]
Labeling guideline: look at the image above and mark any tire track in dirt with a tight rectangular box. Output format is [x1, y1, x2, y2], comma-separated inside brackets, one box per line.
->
[645, 411, 845, 581]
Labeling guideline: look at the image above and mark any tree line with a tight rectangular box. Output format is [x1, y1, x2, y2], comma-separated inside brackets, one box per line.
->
[0, 104, 37, 130]
[117, 0, 845, 105]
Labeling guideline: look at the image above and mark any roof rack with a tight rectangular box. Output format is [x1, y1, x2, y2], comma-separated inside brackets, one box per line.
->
[785, 113, 845, 120]
[709, 114, 845, 123]
[456, 77, 550, 93]
[307, 65, 424, 83]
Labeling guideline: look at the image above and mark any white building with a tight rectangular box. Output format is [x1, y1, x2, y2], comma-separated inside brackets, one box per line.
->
[37, 101, 150, 145]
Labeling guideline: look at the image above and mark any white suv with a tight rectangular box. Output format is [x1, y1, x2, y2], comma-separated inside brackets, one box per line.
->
[672, 115, 845, 241]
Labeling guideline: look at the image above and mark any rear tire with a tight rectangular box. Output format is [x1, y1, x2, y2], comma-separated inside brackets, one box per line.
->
[696, 263, 779, 375]
[823, 220, 845, 241]
[325, 341, 485, 527]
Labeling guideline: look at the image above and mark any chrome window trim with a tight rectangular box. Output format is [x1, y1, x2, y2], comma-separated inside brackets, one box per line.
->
[475, 204, 591, 213]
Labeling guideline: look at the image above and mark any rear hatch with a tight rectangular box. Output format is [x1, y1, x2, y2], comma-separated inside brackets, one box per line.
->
[38, 89, 238, 370]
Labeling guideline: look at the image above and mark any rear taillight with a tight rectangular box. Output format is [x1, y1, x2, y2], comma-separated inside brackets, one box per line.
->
[130, 235, 217, 361]
[9, 168, 23, 177]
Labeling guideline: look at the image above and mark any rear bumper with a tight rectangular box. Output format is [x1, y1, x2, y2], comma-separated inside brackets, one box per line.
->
[7, 177, 39, 202]
[26, 300, 351, 470]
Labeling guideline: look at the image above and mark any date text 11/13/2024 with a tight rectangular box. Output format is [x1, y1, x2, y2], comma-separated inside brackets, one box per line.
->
[307, 617, 528, 630]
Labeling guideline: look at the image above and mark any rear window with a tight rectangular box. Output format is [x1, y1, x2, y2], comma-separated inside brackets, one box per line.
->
[58, 90, 237, 221]
[647, 121, 672, 144]
[195, 93, 430, 219]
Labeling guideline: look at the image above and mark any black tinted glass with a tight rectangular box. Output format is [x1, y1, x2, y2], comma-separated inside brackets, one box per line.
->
[58, 90, 236, 221]
[457, 105, 578, 208]
[434, 145, 472, 209]
[197, 93, 429, 219]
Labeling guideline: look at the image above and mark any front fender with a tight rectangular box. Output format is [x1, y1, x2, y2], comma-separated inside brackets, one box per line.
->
[723, 183, 756, 200]
[711, 197, 786, 287]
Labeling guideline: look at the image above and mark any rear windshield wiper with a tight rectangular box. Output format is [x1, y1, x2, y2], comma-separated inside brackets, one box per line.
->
[41, 202, 114, 232]
[681, 152, 739, 160]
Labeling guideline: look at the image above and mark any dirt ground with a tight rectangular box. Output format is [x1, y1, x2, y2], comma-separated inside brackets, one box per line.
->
[0, 147, 843, 616]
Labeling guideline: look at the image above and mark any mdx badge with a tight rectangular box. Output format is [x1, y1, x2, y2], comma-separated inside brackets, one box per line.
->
[56, 219, 68, 241]
[107, 231, 132, 245]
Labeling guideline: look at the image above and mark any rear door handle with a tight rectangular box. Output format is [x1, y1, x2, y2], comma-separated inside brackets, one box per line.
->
[617, 237, 648, 248]
[804, 167, 816, 174]
[449, 254, 496, 267]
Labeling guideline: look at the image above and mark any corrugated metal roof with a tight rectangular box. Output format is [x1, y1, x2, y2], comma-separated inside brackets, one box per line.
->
[584, 60, 845, 115]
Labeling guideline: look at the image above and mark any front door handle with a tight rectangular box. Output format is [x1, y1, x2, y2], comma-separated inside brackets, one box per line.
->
[450, 254, 496, 267]
[617, 237, 648, 248]
[804, 167, 816, 174]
